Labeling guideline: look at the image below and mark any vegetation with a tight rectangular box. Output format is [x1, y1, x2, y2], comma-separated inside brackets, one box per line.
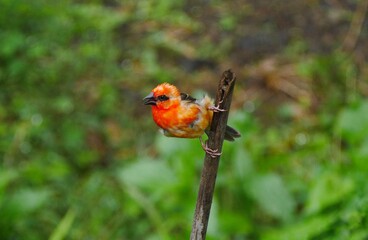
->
[1, 0, 367, 239]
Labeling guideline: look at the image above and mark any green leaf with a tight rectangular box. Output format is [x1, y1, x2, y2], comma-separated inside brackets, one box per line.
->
[0, 31, 25, 57]
[349, 230, 368, 240]
[248, 174, 295, 221]
[155, 134, 193, 157]
[49, 208, 76, 240]
[335, 101, 368, 144]
[117, 158, 176, 191]
[305, 172, 355, 215]
[262, 213, 336, 240]
[351, 138, 368, 171]
[233, 145, 254, 180]
[0, 168, 17, 195]
[7, 188, 51, 216]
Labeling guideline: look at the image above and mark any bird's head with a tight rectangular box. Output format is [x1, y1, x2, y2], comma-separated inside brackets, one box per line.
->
[143, 83, 180, 109]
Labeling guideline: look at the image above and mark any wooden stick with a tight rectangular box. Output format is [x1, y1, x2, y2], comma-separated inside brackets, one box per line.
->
[190, 69, 237, 240]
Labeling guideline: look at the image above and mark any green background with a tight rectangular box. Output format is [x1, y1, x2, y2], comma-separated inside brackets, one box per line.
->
[1, 0, 368, 239]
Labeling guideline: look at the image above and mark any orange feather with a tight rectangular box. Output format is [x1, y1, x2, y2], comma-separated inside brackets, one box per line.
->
[144, 83, 240, 141]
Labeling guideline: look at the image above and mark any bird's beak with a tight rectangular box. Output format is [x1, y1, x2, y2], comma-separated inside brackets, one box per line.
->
[143, 92, 157, 105]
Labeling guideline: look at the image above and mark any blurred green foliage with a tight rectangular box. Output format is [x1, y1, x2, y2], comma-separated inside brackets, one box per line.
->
[1, 0, 368, 239]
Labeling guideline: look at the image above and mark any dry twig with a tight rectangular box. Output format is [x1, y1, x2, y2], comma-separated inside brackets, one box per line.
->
[190, 69, 237, 240]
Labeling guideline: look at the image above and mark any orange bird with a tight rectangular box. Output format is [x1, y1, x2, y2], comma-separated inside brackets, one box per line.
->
[143, 83, 240, 157]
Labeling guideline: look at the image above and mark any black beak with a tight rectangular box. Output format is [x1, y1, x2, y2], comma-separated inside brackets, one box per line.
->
[143, 92, 157, 105]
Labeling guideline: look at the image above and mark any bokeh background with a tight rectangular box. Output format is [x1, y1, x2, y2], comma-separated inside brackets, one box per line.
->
[1, 0, 368, 239]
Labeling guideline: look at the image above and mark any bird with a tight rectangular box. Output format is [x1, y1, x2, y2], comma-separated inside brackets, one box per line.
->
[143, 83, 240, 157]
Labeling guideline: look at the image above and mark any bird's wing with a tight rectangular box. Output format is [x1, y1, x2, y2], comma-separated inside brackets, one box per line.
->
[180, 93, 197, 103]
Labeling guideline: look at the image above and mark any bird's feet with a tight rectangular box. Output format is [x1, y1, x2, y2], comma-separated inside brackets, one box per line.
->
[208, 100, 226, 112]
[199, 136, 222, 158]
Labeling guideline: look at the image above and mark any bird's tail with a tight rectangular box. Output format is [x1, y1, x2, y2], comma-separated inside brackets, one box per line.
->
[224, 125, 241, 141]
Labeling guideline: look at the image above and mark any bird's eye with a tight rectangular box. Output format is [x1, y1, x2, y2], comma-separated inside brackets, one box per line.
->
[157, 95, 169, 101]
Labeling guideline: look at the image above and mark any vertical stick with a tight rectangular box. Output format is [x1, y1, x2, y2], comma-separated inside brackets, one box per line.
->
[190, 70, 237, 240]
